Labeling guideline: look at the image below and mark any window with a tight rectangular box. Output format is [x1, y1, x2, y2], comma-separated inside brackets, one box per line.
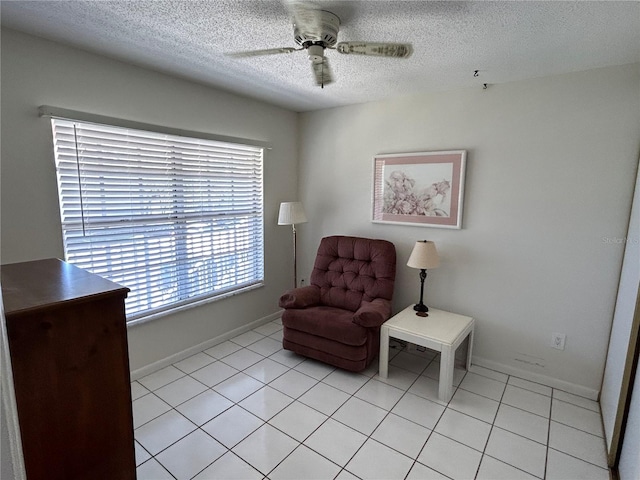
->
[50, 118, 264, 321]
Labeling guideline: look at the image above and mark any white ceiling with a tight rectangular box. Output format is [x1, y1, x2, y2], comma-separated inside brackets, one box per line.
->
[2, 1, 639, 112]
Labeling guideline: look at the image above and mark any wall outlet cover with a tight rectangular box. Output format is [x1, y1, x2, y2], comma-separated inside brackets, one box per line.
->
[551, 333, 566, 350]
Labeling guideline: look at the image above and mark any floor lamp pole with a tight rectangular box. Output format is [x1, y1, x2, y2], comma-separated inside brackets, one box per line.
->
[292, 223, 298, 289]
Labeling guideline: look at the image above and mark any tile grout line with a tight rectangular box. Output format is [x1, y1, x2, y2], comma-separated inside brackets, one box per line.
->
[472, 372, 508, 480]
[409, 376, 466, 479]
[470, 373, 554, 480]
[258, 355, 386, 479]
[544, 386, 557, 479]
[337, 345, 433, 480]
[143, 340, 458, 478]
[145, 343, 368, 477]
[137, 325, 280, 472]
[135, 328, 285, 475]
[290, 343, 438, 479]
[136, 324, 605, 480]
[295, 342, 413, 479]
[546, 446, 610, 471]
[402, 348, 457, 480]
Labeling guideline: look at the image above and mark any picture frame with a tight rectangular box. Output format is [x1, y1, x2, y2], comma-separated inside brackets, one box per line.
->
[372, 150, 467, 229]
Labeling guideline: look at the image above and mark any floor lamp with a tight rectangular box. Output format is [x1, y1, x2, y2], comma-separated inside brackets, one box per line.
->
[278, 202, 307, 289]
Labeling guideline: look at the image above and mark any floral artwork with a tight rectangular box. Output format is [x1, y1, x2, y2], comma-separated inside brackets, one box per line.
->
[372, 151, 466, 228]
[383, 171, 452, 217]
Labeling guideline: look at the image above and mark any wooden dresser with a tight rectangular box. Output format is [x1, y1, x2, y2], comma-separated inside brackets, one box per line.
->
[1, 258, 136, 480]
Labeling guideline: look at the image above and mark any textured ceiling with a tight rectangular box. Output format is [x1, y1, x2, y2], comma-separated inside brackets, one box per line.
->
[2, 1, 639, 112]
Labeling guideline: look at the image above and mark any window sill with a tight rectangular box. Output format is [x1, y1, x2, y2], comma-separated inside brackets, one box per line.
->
[126, 282, 264, 328]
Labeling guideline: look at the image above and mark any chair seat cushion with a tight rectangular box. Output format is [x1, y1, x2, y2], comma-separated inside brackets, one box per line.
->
[282, 306, 368, 346]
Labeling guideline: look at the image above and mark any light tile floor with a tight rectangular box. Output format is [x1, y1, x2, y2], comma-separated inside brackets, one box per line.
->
[133, 318, 609, 480]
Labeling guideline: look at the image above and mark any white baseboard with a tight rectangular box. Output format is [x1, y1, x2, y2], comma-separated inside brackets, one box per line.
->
[471, 356, 600, 401]
[130, 310, 283, 381]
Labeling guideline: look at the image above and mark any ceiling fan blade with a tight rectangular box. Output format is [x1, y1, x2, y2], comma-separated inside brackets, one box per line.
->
[311, 58, 333, 87]
[336, 42, 413, 58]
[226, 47, 300, 58]
[286, 1, 324, 42]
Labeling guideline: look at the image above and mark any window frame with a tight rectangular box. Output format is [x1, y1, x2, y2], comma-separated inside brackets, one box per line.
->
[44, 107, 269, 325]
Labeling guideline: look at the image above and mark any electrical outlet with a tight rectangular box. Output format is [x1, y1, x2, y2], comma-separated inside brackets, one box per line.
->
[551, 333, 566, 350]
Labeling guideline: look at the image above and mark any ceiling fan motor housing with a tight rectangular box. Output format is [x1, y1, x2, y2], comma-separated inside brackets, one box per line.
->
[293, 10, 340, 48]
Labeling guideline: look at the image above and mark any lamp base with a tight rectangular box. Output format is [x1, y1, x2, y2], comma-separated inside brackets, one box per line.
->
[413, 269, 431, 318]
[414, 303, 429, 317]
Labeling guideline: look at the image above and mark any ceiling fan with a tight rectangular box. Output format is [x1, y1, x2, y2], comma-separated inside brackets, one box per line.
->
[225, 1, 413, 88]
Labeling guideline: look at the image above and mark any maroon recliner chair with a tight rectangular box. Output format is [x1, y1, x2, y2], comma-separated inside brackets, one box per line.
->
[278, 235, 396, 372]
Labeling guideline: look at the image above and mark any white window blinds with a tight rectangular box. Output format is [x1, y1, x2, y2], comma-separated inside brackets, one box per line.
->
[51, 118, 264, 321]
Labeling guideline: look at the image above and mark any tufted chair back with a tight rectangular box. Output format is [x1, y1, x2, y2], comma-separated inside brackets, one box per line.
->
[310, 236, 396, 312]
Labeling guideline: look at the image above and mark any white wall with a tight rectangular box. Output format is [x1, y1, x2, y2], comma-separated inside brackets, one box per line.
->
[1, 411, 16, 480]
[298, 63, 640, 396]
[0, 29, 299, 371]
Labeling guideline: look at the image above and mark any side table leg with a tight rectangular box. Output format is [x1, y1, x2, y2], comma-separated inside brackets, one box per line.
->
[466, 327, 474, 372]
[379, 326, 390, 378]
[439, 345, 454, 402]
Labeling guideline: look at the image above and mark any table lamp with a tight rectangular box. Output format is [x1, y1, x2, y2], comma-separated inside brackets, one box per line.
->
[407, 240, 440, 317]
[278, 202, 307, 288]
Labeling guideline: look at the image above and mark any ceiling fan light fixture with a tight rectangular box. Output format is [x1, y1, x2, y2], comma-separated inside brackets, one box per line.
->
[307, 44, 325, 63]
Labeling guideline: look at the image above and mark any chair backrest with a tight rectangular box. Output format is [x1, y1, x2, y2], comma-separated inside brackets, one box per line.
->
[310, 236, 396, 312]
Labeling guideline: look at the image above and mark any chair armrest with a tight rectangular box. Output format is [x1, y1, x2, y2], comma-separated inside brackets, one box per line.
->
[279, 285, 321, 309]
[352, 298, 392, 328]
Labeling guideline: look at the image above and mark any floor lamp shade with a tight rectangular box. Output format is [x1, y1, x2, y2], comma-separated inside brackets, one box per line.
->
[278, 202, 307, 225]
[278, 202, 307, 289]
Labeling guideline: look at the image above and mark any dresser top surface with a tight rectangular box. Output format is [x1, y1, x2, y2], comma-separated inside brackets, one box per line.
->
[1, 258, 129, 315]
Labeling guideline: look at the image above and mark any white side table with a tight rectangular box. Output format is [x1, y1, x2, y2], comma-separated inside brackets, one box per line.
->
[379, 306, 474, 402]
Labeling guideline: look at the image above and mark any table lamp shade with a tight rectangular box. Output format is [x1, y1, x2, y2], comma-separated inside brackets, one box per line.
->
[407, 240, 440, 269]
[407, 240, 439, 317]
[278, 202, 307, 225]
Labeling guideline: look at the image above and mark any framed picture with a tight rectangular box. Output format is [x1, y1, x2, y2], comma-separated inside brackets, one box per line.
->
[372, 150, 466, 229]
